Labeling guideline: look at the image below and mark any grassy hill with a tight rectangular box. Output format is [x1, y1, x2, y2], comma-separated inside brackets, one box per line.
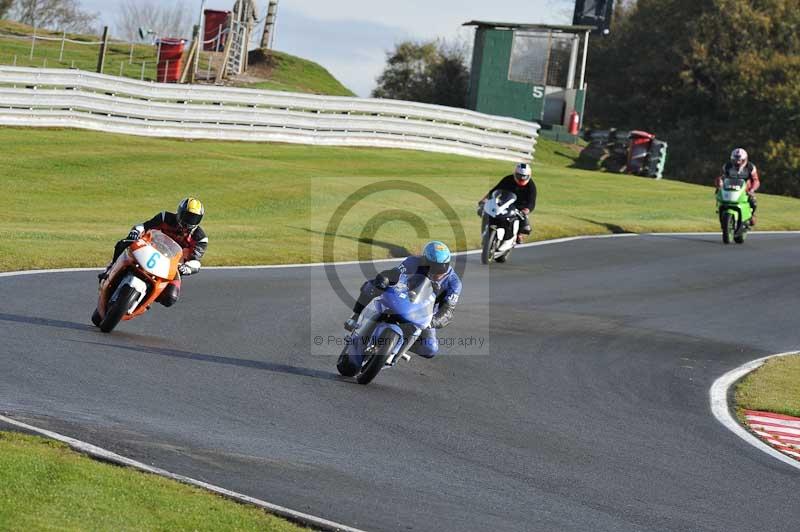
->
[238, 49, 354, 96]
[0, 19, 354, 96]
[2, 127, 800, 272]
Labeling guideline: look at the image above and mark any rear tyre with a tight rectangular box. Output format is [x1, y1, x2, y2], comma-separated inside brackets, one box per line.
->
[481, 228, 497, 265]
[100, 285, 138, 333]
[356, 329, 400, 385]
[336, 346, 358, 377]
[721, 212, 734, 245]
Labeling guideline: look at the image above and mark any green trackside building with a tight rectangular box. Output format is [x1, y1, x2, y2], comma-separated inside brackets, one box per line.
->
[464, 21, 593, 142]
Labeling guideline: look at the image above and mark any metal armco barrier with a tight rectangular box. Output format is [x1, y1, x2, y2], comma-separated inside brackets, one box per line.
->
[0, 67, 540, 162]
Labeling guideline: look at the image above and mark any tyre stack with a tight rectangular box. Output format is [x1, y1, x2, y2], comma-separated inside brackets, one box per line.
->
[578, 129, 668, 179]
[603, 129, 630, 173]
[576, 129, 611, 170]
[642, 139, 668, 179]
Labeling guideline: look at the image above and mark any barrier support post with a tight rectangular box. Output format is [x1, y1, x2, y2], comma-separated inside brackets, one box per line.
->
[96, 26, 109, 73]
[29, 26, 36, 60]
[59, 31, 66, 61]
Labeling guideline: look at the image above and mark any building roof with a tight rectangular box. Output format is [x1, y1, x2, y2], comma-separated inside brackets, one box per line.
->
[462, 20, 594, 33]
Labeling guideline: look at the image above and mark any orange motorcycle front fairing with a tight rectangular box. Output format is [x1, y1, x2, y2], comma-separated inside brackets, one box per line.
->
[96, 231, 181, 321]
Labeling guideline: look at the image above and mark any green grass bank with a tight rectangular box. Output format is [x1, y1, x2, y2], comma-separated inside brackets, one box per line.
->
[736, 355, 800, 419]
[0, 431, 307, 531]
[3, 127, 800, 272]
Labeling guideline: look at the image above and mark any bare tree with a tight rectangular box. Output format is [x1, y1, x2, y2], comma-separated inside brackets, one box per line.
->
[115, 0, 194, 41]
[0, 0, 14, 19]
[11, 0, 98, 32]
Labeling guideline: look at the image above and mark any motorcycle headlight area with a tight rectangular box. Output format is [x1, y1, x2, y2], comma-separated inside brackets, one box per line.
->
[359, 299, 382, 326]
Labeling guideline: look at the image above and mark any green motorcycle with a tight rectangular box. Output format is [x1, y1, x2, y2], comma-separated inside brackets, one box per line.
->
[716, 177, 753, 244]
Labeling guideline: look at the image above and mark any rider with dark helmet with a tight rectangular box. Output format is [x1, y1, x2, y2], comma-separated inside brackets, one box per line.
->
[716, 148, 760, 225]
[344, 241, 462, 359]
[99, 197, 208, 307]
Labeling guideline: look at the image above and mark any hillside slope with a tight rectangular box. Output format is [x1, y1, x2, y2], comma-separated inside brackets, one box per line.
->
[0, 19, 354, 96]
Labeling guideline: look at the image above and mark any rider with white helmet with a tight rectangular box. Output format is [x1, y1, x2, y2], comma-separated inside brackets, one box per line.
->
[716, 148, 760, 225]
[479, 162, 537, 243]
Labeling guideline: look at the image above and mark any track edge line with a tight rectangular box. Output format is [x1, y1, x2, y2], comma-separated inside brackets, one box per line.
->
[4, 231, 798, 277]
[0, 414, 367, 532]
[709, 351, 800, 472]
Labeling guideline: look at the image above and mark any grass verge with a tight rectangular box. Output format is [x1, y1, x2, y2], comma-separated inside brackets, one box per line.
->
[0, 431, 307, 531]
[736, 355, 800, 419]
[2, 127, 800, 271]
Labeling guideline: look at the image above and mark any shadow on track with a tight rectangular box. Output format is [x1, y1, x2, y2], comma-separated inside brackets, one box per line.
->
[0, 312, 93, 332]
[646, 234, 722, 245]
[0, 312, 347, 384]
[570, 217, 632, 234]
[71, 339, 344, 383]
[292, 226, 411, 257]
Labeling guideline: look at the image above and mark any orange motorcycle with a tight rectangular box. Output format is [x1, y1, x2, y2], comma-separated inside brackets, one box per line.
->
[92, 230, 183, 333]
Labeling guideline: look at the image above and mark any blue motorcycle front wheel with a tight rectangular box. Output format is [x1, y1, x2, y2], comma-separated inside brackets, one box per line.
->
[356, 329, 401, 385]
[336, 346, 359, 377]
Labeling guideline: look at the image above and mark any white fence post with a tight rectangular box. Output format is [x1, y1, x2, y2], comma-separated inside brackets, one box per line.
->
[29, 27, 36, 60]
[59, 31, 66, 62]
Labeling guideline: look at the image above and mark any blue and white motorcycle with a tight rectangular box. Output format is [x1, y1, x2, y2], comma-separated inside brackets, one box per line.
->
[337, 274, 435, 385]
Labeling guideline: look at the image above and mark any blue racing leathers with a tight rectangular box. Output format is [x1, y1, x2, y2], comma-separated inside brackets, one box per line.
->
[353, 255, 462, 358]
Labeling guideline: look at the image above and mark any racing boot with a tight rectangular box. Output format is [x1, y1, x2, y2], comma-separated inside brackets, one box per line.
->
[97, 262, 112, 283]
[344, 313, 359, 332]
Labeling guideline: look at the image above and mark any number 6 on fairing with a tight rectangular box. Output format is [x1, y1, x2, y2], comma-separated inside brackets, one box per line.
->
[146, 252, 160, 269]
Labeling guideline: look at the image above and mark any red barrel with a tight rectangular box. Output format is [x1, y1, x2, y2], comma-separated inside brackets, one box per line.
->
[156, 39, 185, 83]
[203, 10, 230, 51]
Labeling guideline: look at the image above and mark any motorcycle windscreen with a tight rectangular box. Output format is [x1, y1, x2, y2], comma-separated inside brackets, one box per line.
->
[721, 178, 746, 202]
[383, 274, 435, 329]
[131, 230, 183, 279]
[148, 230, 183, 258]
[491, 189, 517, 205]
[723, 178, 746, 190]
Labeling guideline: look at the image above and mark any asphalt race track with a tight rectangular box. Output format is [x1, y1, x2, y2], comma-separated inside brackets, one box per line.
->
[2, 233, 799, 532]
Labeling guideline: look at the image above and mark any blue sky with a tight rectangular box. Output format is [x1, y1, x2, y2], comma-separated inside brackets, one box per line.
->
[82, 0, 574, 96]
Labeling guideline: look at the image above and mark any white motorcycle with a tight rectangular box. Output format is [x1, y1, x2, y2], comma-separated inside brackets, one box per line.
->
[479, 190, 522, 264]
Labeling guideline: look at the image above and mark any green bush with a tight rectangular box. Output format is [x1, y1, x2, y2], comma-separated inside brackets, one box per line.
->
[586, 0, 800, 195]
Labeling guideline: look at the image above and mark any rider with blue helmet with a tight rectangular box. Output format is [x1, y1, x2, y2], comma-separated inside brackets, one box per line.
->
[345, 241, 462, 358]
